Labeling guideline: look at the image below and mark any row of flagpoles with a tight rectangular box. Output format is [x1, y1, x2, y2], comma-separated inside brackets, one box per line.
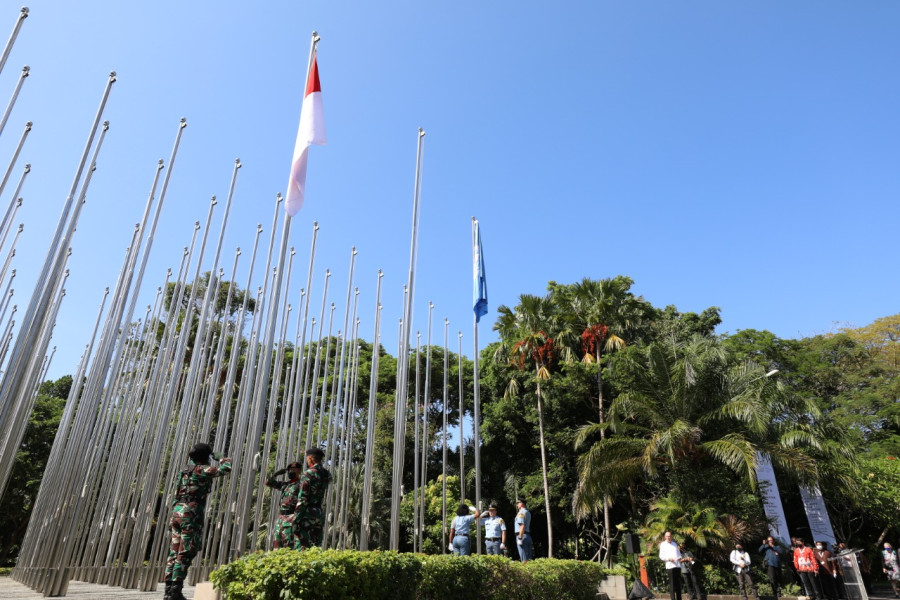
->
[0, 17, 498, 597]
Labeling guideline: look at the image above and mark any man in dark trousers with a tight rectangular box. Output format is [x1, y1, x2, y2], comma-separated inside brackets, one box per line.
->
[759, 536, 786, 599]
[659, 531, 683, 600]
[679, 542, 702, 600]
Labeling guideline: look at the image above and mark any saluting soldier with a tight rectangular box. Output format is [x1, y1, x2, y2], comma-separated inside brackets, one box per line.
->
[165, 443, 231, 600]
[265, 461, 304, 549]
[293, 447, 332, 550]
[479, 505, 507, 555]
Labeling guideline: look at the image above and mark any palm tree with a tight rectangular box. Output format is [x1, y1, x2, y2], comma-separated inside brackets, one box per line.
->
[550, 276, 653, 562]
[573, 335, 831, 518]
[494, 294, 558, 557]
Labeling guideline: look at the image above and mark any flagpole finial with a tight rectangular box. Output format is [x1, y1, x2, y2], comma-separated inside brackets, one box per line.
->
[418, 128, 425, 137]
[157, 159, 164, 170]
[179, 117, 187, 128]
[276, 193, 283, 202]
[21, 65, 29, 76]
[210, 195, 217, 206]
[235, 158, 242, 168]
[109, 71, 117, 82]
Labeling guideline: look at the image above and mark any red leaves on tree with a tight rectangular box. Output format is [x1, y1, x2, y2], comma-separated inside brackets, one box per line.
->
[581, 324, 609, 357]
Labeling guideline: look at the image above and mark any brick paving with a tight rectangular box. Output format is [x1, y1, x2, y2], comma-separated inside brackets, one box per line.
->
[0, 577, 196, 599]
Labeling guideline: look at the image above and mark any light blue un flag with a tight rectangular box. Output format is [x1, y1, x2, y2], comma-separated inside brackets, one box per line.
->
[473, 219, 488, 323]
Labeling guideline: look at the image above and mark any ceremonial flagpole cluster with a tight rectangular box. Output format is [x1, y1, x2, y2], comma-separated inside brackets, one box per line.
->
[0, 14, 501, 597]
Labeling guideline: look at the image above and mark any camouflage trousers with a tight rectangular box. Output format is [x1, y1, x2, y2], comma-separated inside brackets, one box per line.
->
[293, 507, 324, 551]
[165, 512, 204, 582]
[273, 514, 294, 549]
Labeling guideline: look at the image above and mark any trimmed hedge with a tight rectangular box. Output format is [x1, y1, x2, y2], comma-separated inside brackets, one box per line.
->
[210, 549, 610, 600]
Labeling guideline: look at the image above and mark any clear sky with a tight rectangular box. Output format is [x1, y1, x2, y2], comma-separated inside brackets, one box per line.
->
[1, 1, 897, 380]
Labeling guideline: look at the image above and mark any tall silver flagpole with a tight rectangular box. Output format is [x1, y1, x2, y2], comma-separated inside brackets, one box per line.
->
[302, 269, 330, 448]
[0, 7, 27, 81]
[441, 317, 449, 552]
[359, 270, 382, 550]
[458, 331, 465, 501]
[0, 65, 28, 139]
[389, 128, 425, 550]
[412, 331, 421, 552]
[420, 302, 433, 547]
[471, 218, 483, 553]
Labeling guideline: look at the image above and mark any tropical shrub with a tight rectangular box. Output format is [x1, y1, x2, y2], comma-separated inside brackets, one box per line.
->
[211, 549, 609, 600]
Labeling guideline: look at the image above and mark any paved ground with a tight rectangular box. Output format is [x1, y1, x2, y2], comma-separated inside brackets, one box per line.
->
[1, 576, 894, 600]
[0, 577, 196, 599]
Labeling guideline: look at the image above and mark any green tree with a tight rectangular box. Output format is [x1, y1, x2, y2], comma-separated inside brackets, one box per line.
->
[494, 294, 559, 557]
[574, 335, 826, 517]
[0, 376, 71, 565]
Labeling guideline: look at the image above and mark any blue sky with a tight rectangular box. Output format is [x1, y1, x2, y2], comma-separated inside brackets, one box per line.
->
[1, 2, 897, 380]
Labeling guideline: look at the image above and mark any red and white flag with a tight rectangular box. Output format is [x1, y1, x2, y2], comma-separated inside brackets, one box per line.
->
[285, 51, 326, 216]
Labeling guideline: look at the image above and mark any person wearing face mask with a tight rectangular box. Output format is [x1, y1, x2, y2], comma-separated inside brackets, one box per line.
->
[813, 541, 838, 600]
[265, 460, 304, 548]
[794, 538, 824, 600]
[730, 542, 758, 600]
[882, 542, 900, 598]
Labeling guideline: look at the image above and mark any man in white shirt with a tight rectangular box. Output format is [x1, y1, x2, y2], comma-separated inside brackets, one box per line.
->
[659, 531, 683, 600]
[730, 542, 759, 600]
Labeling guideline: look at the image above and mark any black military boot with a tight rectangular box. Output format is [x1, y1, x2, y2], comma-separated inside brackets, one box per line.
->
[170, 581, 187, 600]
[163, 581, 171, 600]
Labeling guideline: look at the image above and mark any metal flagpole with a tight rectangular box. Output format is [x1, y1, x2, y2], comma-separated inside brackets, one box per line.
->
[458, 331, 465, 501]
[0, 65, 28, 139]
[420, 302, 433, 548]
[471, 218, 484, 553]
[389, 128, 425, 550]
[302, 269, 330, 448]
[442, 318, 449, 553]
[412, 331, 421, 552]
[359, 270, 382, 550]
[0, 7, 27, 80]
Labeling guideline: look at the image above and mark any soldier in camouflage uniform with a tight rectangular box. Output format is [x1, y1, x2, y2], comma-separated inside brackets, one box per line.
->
[293, 447, 332, 551]
[164, 442, 231, 600]
[265, 461, 303, 549]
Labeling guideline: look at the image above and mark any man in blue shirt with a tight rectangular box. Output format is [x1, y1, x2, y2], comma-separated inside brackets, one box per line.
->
[759, 536, 785, 599]
[514, 498, 532, 562]
[480, 505, 507, 555]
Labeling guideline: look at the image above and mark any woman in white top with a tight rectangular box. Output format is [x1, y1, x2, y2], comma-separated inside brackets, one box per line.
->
[449, 503, 481, 556]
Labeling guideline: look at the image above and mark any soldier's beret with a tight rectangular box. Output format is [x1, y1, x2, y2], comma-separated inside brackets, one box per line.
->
[287, 461, 303, 469]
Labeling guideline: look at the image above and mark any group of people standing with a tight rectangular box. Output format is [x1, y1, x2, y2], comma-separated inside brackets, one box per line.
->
[449, 497, 533, 562]
[659, 532, 872, 600]
[163, 443, 331, 600]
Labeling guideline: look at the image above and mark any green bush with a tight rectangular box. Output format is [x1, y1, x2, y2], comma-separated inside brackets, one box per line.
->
[211, 550, 610, 600]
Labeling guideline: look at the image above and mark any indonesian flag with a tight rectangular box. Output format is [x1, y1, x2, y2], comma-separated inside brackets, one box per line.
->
[285, 51, 326, 216]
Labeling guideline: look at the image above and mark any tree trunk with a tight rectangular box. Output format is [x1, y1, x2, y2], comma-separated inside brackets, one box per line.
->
[597, 360, 611, 566]
[536, 379, 554, 558]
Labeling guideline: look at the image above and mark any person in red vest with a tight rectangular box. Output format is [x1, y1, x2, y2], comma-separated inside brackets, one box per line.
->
[794, 537, 824, 600]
